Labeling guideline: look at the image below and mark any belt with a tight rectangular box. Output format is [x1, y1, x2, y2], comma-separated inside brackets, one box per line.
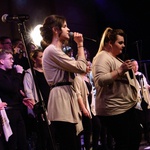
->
[5, 106, 13, 110]
[50, 82, 72, 89]
[5, 106, 20, 110]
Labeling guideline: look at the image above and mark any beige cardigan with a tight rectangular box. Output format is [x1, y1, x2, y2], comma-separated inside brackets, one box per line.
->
[74, 75, 91, 118]
[92, 50, 139, 116]
[74, 74, 96, 118]
[42, 44, 87, 135]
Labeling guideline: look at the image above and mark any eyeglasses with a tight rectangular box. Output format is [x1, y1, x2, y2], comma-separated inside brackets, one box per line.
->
[2, 42, 12, 45]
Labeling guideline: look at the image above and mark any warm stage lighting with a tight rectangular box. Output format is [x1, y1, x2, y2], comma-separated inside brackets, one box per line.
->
[30, 24, 42, 47]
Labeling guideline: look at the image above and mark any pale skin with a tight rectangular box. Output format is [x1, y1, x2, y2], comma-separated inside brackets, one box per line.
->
[51, 21, 86, 60]
[104, 35, 133, 79]
[132, 60, 150, 89]
[0, 53, 35, 109]
[131, 60, 139, 74]
[0, 102, 7, 110]
[0, 38, 12, 51]
[77, 61, 91, 118]
[50, 20, 89, 74]
[13, 40, 25, 54]
[23, 51, 44, 108]
[33, 51, 43, 72]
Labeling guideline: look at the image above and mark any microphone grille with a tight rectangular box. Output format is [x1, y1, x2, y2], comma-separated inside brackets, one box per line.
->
[69, 32, 74, 38]
[13, 65, 17, 69]
[1, 14, 8, 22]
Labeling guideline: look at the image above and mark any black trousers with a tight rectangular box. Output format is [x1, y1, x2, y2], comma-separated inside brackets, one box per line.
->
[82, 115, 92, 150]
[99, 107, 142, 150]
[77, 114, 101, 150]
[92, 115, 101, 150]
[136, 108, 150, 142]
[5, 109, 28, 150]
[0, 134, 6, 150]
[51, 121, 78, 150]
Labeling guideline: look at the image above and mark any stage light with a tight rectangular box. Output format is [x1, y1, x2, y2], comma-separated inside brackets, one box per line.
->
[30, 24, 42, 47]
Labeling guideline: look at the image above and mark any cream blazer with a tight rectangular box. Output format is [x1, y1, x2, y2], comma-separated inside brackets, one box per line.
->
[74, 74, 96, 119]
[92, 50, 139, 116]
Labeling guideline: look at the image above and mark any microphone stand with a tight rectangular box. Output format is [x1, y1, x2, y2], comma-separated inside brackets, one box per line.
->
[135, 40, 150, 83]
[135, 41, 142, 71]
[17, 21, 57, 150]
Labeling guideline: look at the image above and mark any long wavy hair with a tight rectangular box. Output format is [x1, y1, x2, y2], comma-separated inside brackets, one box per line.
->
[40, 14, 66, 45]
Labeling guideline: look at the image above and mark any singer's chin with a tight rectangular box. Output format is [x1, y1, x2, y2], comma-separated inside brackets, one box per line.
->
[64, 35, 69, 40]
[118, 51, 122, 56]
[9, 67, 13, 70]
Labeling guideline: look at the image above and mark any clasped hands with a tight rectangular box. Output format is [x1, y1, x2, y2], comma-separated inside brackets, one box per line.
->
[20, 90, 35, 109]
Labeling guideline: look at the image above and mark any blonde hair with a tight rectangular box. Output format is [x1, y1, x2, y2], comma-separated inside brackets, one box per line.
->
[93, 27, 125, 60]
[0, 49, 13, 59]
[97, 27, 112, 55]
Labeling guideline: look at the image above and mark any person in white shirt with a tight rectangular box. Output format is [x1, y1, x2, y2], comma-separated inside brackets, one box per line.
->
[131, 59, 150, 143]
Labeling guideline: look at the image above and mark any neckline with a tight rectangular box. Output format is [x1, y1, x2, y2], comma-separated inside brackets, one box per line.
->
[104, 51, 124, 63]
[34, 67, 43, 72]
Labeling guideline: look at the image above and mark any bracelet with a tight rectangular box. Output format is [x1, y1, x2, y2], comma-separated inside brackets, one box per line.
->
[77, 46, 84, 48]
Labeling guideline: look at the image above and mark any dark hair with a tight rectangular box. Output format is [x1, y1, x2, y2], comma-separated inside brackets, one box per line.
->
[84, 47, 91, 61]
[40, 40, 48, 50]
[12, 38, 22, 45]
[104, 28, 125, 44]
[40, 14, 66, 45]
[0, 36, 11, 44]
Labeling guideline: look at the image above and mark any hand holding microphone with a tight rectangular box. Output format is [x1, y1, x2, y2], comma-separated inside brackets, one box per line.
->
[125, 60, 134, 79]
[118, 60, 133, 78]
[124, 60, 133, 70]
[13, 65, 24, 74]
[69, 32, 84, 46]
[69, 32, 86, 60]
[69, 32, 97, 43]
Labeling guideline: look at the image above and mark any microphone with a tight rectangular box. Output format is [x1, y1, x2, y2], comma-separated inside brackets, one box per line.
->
[13, 65, 17, 69]
[129, 69, 133, 79]
[1, 14, 29, 22]
[123, 54, 133, 79]
[13, 64, 24, 72]
[69, 32, 97, 43]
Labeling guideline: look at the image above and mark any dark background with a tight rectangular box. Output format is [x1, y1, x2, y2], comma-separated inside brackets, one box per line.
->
[0, 0, 150, 80]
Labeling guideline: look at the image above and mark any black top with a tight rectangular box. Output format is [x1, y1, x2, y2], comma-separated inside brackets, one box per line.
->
[13, 53, 30, 70]
[0, 68, 24, 108]
[34, 70, 50, 107]
[85, 80, 92, 106]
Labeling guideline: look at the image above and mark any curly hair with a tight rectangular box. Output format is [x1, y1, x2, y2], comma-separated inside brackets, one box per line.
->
[40, 14, 66, 45]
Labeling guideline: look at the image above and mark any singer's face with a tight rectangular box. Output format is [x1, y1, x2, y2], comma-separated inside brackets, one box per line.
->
[87, 61, 92, 73]
[131, 61, 138, 73]
[16, 41, 25, 51]
[3, 54, 14, 70]
[34, 52, 43, 66]
[112, 35, 125, 56]
[0, 39, 12, 51]
[60, 21, 70, 41]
